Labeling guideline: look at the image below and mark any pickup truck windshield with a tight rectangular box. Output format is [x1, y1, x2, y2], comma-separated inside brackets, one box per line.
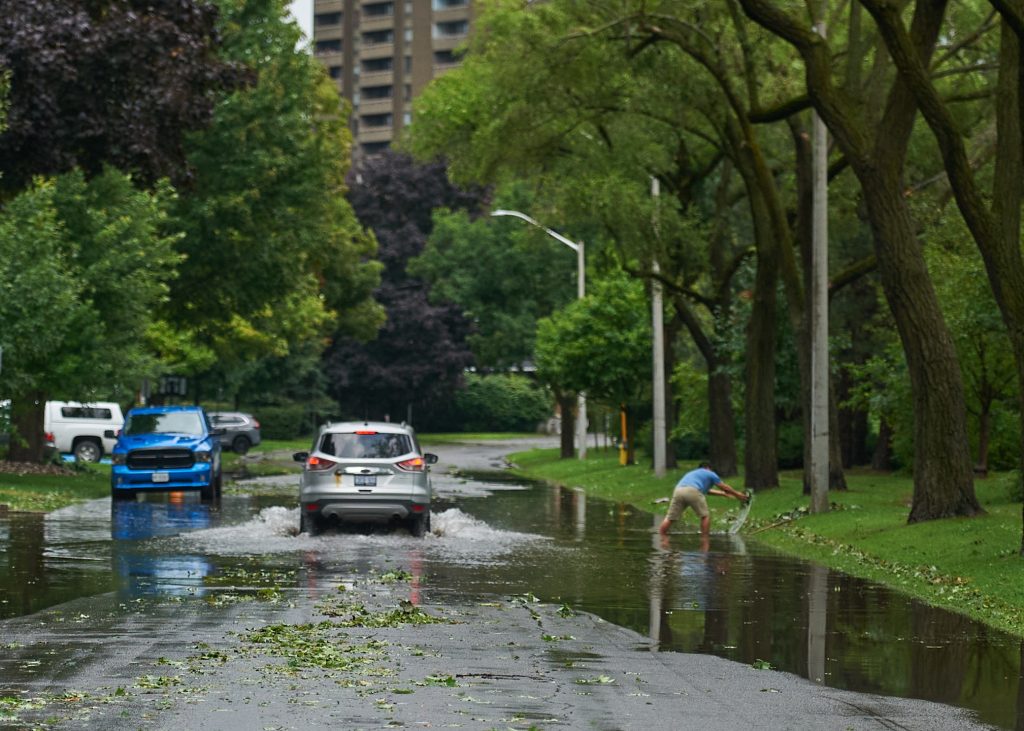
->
[124, 412, 204, 436]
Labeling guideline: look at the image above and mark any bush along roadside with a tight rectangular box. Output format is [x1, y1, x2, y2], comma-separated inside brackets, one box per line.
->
[508, 447, 1024, 639]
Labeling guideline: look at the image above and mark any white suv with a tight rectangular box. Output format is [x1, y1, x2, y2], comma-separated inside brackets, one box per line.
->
[45, 400, 124, 462]
[293, 421, 437, 537]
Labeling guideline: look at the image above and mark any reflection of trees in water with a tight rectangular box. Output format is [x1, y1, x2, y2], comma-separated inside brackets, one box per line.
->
[1017, 642, 1024, 731]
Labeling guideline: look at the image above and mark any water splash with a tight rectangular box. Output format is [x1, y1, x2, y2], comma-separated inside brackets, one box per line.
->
[167, 506, 546, 558]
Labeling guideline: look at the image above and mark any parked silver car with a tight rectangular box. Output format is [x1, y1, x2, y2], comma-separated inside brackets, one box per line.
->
[209, 411, 261, 454]
[293, 421, 437, 537]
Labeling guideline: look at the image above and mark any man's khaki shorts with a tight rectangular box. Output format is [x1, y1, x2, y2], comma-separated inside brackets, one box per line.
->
[666, 485, 710, 521]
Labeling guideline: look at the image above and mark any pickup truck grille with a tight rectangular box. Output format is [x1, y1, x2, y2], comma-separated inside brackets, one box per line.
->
[127, 448, 195, 470]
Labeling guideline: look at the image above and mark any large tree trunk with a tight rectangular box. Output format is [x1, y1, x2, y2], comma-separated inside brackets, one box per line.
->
[708, 365, 738, 477]
[743, 251, 779, 489]
[871, 419, 894, 471]
[8, 394, 46, 463]
[557, 392, 575, 459]
[861, 178, 980, 520]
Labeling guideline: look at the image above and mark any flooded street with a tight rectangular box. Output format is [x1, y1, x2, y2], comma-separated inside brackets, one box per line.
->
[1, 446, 1021, 729]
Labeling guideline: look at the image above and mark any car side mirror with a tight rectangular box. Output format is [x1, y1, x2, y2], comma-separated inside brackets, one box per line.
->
[293, 451, 309, 462]
[424, 453, 439, 465]
[104, 429, 117, 439]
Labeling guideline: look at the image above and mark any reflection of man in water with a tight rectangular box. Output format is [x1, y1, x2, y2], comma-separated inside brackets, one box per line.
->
[659, 462, 749, 548]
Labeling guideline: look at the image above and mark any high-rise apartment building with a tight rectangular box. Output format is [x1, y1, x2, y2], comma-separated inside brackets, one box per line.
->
[312, 0, 472, 157]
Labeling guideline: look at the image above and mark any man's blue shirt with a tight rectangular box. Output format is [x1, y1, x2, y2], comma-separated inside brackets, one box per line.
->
[676, 467, 721, 495]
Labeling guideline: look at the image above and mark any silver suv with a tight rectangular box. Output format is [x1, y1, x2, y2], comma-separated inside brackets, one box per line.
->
[293, 421, 437, 537]
[208, 411, 261, 454]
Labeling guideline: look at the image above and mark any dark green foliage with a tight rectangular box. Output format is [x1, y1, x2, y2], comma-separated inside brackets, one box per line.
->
[450, 374, 552, 432]
[0, 0, 242, 192]
[256, 404, 317, 441]
[324, 152, 482, 424]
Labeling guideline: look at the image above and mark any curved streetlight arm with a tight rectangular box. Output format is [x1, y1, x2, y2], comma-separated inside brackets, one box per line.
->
[491, 209, 580, 252]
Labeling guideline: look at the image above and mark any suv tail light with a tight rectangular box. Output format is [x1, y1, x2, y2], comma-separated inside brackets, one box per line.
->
[306, 455, 338, 471]
[252, 419, 261, 428]
[396, 456, 426, 472]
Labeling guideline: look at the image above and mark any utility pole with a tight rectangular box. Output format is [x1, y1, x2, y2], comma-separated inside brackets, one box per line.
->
[651, 177, 666, 477]
[810, 9, 830, 514]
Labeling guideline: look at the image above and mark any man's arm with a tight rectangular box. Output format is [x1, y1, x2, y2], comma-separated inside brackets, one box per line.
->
[710, 483, 750, 502]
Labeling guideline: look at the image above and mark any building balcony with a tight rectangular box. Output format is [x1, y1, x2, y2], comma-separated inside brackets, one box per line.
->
[357, 98, 393, 115]
[360, 41, 395, 57]
[359, 69, 395, 86]
[359, 14, 395, 32]
[358, 126, 394, 144]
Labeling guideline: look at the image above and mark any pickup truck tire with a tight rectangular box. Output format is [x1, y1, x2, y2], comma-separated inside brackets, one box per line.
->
[111, 487, 135, 501]
[74, 438, 102, 463]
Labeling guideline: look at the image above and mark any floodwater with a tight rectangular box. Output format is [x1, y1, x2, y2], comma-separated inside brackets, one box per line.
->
[1, 468, 1021, 729]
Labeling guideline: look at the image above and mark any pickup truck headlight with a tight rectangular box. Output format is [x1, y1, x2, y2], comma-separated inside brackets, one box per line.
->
[195, 451, 213, 463]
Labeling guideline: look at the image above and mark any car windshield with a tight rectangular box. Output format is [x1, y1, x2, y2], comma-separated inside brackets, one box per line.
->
[320, 432, 413, 459]
[124, 412, 205, 436]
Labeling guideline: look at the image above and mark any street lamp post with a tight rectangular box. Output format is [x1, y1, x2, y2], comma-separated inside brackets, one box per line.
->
[491, 209, 587, 460]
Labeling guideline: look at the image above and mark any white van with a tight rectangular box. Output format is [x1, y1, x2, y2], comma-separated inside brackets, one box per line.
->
[44, 401, 125, 462]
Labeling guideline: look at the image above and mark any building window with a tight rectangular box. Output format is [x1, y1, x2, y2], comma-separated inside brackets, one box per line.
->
[405, 56, 412, 73]
[362, 84, 392, 100]
[362, 2, 394, 17]
[433, 49, 462, 65]
[432, 0, 468, 8]
[314, 39, 342, 55]
[363, 28, 394, 45]
[434, 20, 468, 38]
[363, 57, 393, 73]
[361, 141, 391, 156]
[328, 65, 343, 79]
[362, 113, 393, 128]
[403, 112, 411, 126]
[314, 11, 342, 26]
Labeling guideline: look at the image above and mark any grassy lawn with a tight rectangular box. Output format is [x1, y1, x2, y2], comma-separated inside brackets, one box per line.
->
[0, 464, 111, 512]
[420, 432, 543, 445]
[509, 447, 1024, 638]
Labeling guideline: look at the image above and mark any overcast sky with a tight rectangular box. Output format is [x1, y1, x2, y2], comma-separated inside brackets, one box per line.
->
[287, 0, 313, 41]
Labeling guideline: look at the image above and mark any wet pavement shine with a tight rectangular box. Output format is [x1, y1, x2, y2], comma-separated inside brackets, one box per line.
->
[0, 439, 1020, 729]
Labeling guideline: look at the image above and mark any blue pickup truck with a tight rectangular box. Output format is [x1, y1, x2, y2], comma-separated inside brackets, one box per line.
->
[108, 405, 224, 501]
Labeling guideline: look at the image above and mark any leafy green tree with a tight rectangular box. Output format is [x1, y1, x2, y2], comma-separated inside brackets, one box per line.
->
[410, 205, 577, 370]
[0, 169, 180, 460]
[535, 271, 652, 463]
[169, 0, 382, 395]
[449, 373, 552, 433]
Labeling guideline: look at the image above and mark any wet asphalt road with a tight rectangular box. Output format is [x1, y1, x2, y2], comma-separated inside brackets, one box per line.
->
[0, 438, 998, 730]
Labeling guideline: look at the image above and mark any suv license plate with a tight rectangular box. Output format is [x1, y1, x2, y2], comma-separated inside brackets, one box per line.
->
[152, 472, 170, 483]
[354, 475, 376, 487]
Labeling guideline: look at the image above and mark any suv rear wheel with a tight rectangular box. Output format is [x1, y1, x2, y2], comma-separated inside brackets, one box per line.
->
[300, 509, 322, 536]
[231, 435, 251, 454]
[74, 438, 102, 463]
[408, 511, 430, 538]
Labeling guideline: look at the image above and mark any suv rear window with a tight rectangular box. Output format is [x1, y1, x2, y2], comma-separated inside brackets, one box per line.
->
[320, 432, 414, 459]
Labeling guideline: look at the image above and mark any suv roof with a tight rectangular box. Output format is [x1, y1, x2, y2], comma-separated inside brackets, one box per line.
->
[321, 421, 415, 434]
